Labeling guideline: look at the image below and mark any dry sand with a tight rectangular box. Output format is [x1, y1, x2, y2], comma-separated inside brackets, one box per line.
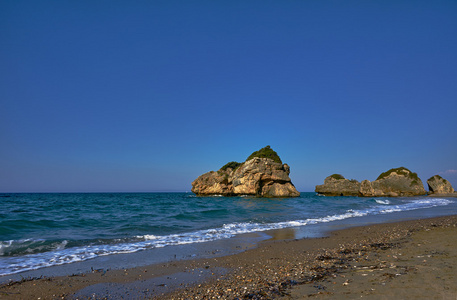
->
[1, 215, 456, 299]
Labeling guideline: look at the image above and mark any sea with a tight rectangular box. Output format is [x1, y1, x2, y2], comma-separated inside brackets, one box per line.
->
[1, 192, 456, 280]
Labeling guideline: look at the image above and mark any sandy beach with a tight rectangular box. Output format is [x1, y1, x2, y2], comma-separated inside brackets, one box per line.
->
[1, 215, 456, 299]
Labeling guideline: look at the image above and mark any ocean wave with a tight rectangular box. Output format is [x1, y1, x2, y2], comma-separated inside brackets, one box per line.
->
[375, 199, 390, 205]
[0, 197, 453, 276]
[0, 239, 69, 256]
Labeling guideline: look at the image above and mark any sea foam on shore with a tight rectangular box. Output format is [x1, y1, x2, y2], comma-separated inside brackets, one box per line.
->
[2, 215, 457, 299]
[0, 193, 456, 278]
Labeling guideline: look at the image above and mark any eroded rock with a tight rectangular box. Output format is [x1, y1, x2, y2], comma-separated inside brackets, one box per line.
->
[427, 175, 455, 194]
[370, 167, 426, 197]
[316, 167, 427, 197]
[192, 146, 300, 198]
[314, 174, 360, 196]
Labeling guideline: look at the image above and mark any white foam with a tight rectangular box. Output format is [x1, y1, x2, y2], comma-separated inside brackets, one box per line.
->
[375, 199, 390, 205]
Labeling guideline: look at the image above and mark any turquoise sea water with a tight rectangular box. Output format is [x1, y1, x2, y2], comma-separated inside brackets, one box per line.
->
[1, 192, 456, 277]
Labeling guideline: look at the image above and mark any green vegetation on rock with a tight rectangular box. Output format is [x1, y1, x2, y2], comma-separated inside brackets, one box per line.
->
[220, 161, 242, 171]
[246, 146, 282, 164]
[377, 167, 420, 182]
[330, 174, 345, 180]
[428, 175, 448, 184]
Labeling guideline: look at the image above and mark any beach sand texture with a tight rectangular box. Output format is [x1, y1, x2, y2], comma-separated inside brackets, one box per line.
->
[1, 215, 456, 299]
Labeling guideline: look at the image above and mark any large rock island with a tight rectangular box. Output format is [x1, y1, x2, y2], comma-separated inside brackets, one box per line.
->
[316, 167, 427, 197]
[192, 146, 300, 197]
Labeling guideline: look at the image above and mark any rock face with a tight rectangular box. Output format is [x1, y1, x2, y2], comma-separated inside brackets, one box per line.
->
[366, 167, 427, 197]
[427, 175, 455, 194]
[192, 146, 300, 197]
[315, 174, 360, 196]
[359, 180, 375, 197]
[315, 167, 427, 197]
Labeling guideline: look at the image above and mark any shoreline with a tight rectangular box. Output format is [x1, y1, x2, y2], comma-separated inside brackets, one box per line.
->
[2, 196, 456, 284]
[2, 193, 455, 282]
[1, 214, 457, 299]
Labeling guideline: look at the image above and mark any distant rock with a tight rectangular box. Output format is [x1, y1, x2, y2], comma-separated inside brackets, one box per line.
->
[192, 146, 300, 197]
[316, 167, 427, 197]
[366, 167, 427, 197]
[359, 179, 376, 197]
[427, 175, 455, 194]
[314, 174, 360, 196]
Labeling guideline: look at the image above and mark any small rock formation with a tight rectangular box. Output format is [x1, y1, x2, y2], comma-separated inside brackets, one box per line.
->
[427, 175, 455, 194]
[365, 167, 427, 197]
[315, 167, 427, 197]
[315, 174, 360, 196]
[192, 146, 300, 197]
[359, 179, 375, 197]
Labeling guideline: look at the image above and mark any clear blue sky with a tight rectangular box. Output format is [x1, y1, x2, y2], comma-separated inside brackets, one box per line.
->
[1, 0, 456, 192]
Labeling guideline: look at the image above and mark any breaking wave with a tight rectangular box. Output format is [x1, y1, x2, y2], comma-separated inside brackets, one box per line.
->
[0, 197, 453, 276]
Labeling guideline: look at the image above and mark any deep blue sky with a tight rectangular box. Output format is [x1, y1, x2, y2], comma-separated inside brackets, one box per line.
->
[1, 0, 456, 192]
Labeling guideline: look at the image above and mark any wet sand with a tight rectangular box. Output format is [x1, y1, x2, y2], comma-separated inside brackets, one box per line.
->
[1, 215, 456, 299]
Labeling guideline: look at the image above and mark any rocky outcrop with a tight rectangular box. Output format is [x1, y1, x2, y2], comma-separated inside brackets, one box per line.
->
[192, 146, 300, 197]
[364, 167, 427, 197]
[427, 175, 455, 195]
[191, 169, 234, 196]
[315, 174, 360, 196]
[315, 167, 427, 197]
[359, 180, 375, 197]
